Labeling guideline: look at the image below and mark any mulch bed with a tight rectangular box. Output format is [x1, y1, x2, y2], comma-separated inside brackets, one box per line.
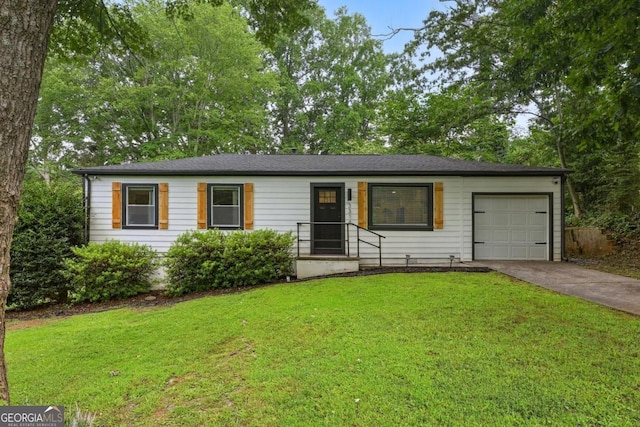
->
[7, 266, 491, 322]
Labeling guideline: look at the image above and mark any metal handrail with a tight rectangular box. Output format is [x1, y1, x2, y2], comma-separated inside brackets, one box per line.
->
[296, 222, 386, 266]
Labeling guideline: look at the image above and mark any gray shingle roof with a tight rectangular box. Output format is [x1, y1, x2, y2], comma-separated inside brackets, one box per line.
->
[72, 154, 569, 177]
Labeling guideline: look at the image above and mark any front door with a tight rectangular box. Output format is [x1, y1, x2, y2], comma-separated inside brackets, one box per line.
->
[311, 184, 344, 255]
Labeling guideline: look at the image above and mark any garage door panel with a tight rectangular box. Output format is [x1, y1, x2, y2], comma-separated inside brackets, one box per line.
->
[529, 230, 547, 242]
[475, 228, 492, 238]
[475, 214, 491, 226]
[492, 213, 509, 225]
[510, 246, 528, 259]
[510, 213, 528, 226]
[508, 198, 528, 210]
[475, 246, 492, 259]
[529, 214, 546, 226]
[528, 198, 548, 211]
[475, 199, 490, 211]
[493, 229, 509, 242]
[491, 246, 510, 259]
[494, 199, 510, 210]
[529, 246, 547, 259]
[511, 230, 528, 242]
[474, 195, 549, 261]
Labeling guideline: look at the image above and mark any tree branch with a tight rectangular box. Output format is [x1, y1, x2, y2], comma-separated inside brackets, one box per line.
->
[373, 26, 425, 41]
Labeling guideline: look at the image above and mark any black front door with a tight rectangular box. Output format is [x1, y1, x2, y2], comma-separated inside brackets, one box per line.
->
[311, 184, 344, 255]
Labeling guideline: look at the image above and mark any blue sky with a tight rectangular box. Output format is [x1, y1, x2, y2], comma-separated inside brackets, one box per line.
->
[317, 0, 445, 53]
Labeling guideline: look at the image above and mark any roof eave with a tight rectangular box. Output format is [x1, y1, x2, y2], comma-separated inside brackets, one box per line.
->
[72, 169, 571, 177]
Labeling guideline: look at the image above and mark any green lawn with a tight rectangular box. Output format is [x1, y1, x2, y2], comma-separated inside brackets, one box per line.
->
[7, 272, 640, 426]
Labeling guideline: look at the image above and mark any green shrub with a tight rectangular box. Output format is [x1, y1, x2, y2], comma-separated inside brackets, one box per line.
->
[164, 229, 295, 296]
[63, 241, 157, 303]
[9, 174, 84, 309]
[163, 229, 227, 296]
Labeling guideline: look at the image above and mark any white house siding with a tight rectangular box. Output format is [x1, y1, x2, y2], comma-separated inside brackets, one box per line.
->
[87, 174, 563, 265]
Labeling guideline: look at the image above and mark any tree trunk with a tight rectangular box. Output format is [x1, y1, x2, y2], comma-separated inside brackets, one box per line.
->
[553, 83, 582, 218]
[0, 0, 58, 404]
[556, 135, 582, 218]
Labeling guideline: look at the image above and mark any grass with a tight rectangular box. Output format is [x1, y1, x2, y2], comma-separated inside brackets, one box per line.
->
[7, 272, 640, 426]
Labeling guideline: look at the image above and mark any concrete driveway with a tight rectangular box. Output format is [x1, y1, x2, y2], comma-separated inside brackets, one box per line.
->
[474, 261, 640, 316]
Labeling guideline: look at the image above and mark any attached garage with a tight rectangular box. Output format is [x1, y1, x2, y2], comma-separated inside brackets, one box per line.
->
[473, 194, 551, 260]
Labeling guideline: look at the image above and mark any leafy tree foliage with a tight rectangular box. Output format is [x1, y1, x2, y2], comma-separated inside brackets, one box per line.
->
[270, 7, 392, 154]
[383, 86, 511, 162]
[402, 0, 640, 221]
[8, 173, 84, 310]
[33, 1, 279, 166]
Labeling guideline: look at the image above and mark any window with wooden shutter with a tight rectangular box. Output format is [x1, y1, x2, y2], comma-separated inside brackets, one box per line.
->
[198, 183, 248, 230]
[122, 184, 158, 228]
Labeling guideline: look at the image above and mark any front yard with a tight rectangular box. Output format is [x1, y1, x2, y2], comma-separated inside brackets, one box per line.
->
[7, 272, 640, 426]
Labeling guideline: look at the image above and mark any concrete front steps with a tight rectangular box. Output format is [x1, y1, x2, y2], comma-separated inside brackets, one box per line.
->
[295, 256, 360, 279]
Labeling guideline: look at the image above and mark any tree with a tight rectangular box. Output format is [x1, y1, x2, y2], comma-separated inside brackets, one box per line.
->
[406, 0, 640, 221]
[270, 7, 392, 153]
[32, 1, 279, 166]
[0, 0, 313, 404]
[383, 85, 511, 162]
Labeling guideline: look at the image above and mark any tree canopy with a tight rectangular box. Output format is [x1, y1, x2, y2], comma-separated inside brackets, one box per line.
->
[399, 0, 640, 222]
[33, 0, 279, 170]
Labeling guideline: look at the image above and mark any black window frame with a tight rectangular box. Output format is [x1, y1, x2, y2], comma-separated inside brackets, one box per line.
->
[122, 183, 159, 229]
[207, 183, 244, 230]
[368, 183, 434, 231]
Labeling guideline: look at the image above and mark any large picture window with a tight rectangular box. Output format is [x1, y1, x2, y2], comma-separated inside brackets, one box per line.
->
[208, 184, 244, 229]
[368, 183, 433, 230]
[123, 184, 158, 228]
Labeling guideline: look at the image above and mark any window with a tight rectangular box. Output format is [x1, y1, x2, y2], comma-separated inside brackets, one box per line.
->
[318, 190, 337, 204]
[123, 184, 158, 228]
[208, 184, 244, 229]
[368, 183, 433, 230]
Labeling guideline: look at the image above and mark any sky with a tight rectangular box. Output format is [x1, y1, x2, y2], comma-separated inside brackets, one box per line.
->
[317, 0, 445, 54]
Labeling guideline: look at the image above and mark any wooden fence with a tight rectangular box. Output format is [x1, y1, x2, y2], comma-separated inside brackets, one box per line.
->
[565, 227, 616, 257]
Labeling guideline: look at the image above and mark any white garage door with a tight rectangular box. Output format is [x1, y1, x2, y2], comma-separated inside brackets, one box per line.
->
[474, 195, 549, 260]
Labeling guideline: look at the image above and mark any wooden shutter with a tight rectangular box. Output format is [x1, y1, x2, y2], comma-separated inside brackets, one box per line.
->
[112, 182, 122, 229]
[244, 183, 254, 230]
[197, 182, 207, 229]
[434, 182, 444, 229]
[358, 181, 368, 228]
[159, 183, 169, 230]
